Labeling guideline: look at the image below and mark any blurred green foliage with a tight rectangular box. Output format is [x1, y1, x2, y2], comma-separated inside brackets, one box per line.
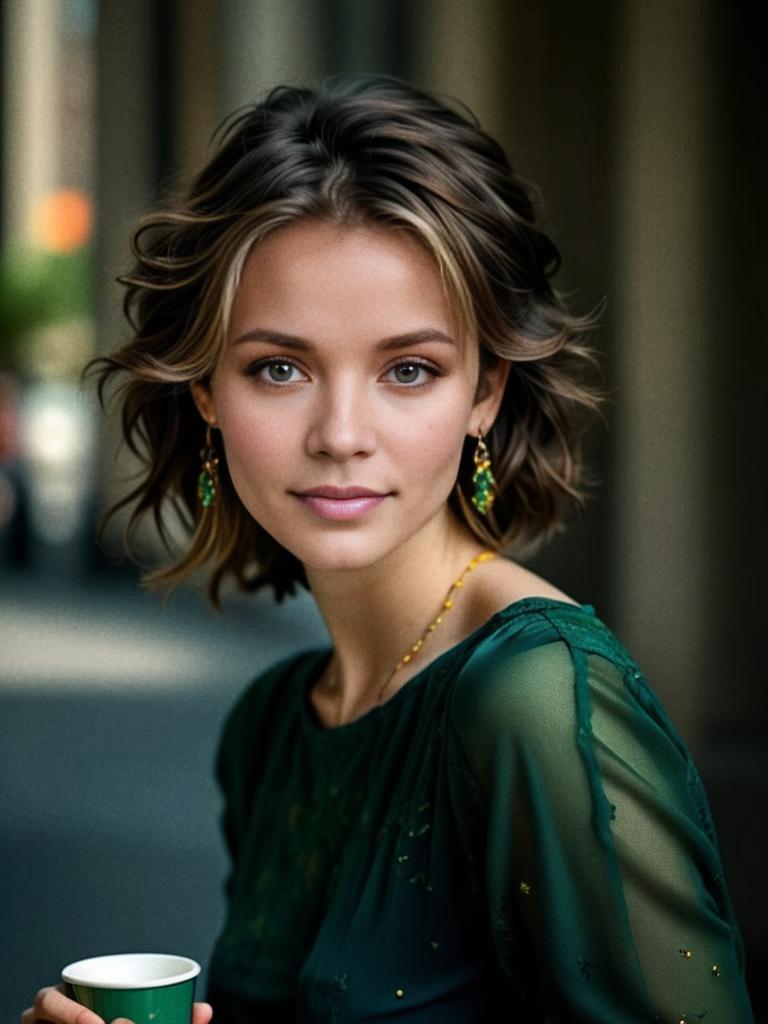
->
[0, 246, 92, 367]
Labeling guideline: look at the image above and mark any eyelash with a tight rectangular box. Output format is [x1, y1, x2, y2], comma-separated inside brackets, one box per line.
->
[244, 357, 443, 390]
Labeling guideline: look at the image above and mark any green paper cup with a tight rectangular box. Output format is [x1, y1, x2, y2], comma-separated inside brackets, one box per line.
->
[61, 952, 201, 1024]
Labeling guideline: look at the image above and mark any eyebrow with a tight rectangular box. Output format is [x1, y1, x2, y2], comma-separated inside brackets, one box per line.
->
[232, 327, 457, 352]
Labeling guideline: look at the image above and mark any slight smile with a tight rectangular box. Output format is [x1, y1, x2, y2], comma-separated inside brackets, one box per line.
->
[291, 487, 392, 521]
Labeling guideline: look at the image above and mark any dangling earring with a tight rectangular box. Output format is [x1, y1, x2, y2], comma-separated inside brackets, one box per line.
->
[471, 427, 496, 516]
[197, 423, 219, 509]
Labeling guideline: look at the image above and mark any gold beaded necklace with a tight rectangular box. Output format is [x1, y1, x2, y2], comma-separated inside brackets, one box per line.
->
[319, 548, 497, 727]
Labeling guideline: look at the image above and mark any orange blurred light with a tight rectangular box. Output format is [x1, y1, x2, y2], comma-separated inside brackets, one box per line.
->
[33, 188, 92, 252]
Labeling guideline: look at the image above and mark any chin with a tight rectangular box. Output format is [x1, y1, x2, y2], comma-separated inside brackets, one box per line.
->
[292, 540, 391, 572]
[251, 497, 449, 571]
[275, 528, 405, 572]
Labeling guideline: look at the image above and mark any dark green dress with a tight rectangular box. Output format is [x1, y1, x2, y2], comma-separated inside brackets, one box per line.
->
[205, 597, 755, 1022]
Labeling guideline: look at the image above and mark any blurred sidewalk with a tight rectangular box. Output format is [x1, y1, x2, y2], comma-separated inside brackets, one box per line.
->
[0, 567, 328, 1020]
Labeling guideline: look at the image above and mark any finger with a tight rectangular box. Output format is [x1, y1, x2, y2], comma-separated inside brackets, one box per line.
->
[192, 1003, 213, 1024]
[20, 1008, 51, 1024]
[21, 1004, 64, 1024]
[32, 986, 104, 1024]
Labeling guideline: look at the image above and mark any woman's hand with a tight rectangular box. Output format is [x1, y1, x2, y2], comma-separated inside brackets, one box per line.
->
[21, 984, 213, 1024]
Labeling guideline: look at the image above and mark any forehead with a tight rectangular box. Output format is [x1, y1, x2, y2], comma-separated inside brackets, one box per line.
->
[229, 219, 467, 347]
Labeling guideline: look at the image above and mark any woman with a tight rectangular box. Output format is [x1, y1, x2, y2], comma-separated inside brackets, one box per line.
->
[24, 74, 754, 1023]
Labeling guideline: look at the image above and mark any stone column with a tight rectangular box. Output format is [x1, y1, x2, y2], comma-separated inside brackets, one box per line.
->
[610, 0, 716, 758]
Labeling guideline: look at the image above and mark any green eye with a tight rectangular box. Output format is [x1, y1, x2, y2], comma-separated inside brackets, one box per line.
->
[393, 363, 421, 384]
[266, 361, 295, 382]
[245, 357, 441, 389]
[246, 358, 304, 384]
[387, 360, 441, 388]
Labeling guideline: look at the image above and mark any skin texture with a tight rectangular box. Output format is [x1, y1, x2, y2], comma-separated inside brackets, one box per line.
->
[191, 217, 513, 724]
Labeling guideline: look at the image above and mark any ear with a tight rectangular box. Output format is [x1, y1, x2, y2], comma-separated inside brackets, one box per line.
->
[469, 354, 511, 435]
[190, 379, 218, 428]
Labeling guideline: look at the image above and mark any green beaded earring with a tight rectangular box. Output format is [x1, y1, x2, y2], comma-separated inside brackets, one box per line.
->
[197, 423, 219, 509]
[471, 428, 496, 516]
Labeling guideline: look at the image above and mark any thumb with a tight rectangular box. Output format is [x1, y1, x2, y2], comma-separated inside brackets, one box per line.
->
[192, 1003, 213, 1024]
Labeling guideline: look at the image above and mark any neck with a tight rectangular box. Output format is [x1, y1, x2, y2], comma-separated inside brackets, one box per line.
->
[303, 507, 493, 723]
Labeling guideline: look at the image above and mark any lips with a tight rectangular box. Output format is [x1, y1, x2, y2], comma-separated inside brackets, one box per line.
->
[292, 489, 390, 521]
[295, 486, 389, 499]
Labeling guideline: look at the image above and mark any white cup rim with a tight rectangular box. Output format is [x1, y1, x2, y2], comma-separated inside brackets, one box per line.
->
[61, 952, 201, 989]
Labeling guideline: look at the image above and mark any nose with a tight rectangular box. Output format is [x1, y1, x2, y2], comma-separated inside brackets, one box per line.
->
[304, 375, 377, 461]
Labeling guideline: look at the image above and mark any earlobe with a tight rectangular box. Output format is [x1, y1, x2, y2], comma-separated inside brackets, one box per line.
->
[190, 380, 218, 428]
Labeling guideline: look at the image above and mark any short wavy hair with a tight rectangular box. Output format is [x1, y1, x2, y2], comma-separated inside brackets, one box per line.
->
[84, 72, 608, 611]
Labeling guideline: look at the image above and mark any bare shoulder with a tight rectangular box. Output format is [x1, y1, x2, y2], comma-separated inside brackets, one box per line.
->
[472, 556, 581, 618]
[412, 552, 582, 674]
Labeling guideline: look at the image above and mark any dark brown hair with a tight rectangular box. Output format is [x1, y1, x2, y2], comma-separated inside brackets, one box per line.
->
[83, 72, 608, 611]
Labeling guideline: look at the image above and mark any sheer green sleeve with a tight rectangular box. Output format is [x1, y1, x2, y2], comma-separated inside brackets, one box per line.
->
[450, 634, 755, 1022]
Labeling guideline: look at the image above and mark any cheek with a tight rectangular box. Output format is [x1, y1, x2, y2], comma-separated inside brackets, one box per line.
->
[215, 400, 293, 497]
[395, 403, 470, 484]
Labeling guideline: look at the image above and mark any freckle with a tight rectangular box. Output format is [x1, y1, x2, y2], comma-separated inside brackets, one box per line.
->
[519, 881, 531, 895]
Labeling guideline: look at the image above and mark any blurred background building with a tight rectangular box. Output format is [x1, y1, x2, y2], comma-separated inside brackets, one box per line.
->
[1, 0, 765, 1017]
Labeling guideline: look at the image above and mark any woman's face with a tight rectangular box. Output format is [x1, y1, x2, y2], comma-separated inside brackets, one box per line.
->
[191, 218, 509, 571]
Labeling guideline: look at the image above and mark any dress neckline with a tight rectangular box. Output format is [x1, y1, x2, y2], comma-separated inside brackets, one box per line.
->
[299, 595, 596, 738]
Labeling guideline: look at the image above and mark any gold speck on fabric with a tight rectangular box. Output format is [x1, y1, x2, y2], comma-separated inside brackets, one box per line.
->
[204, 605, 756, 1020]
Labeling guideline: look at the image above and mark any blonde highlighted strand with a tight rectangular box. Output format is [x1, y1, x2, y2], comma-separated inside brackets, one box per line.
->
[82, 72, 611, 612]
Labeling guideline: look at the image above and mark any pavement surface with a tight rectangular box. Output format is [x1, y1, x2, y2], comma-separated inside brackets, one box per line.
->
[0, 565, 329, 1020]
